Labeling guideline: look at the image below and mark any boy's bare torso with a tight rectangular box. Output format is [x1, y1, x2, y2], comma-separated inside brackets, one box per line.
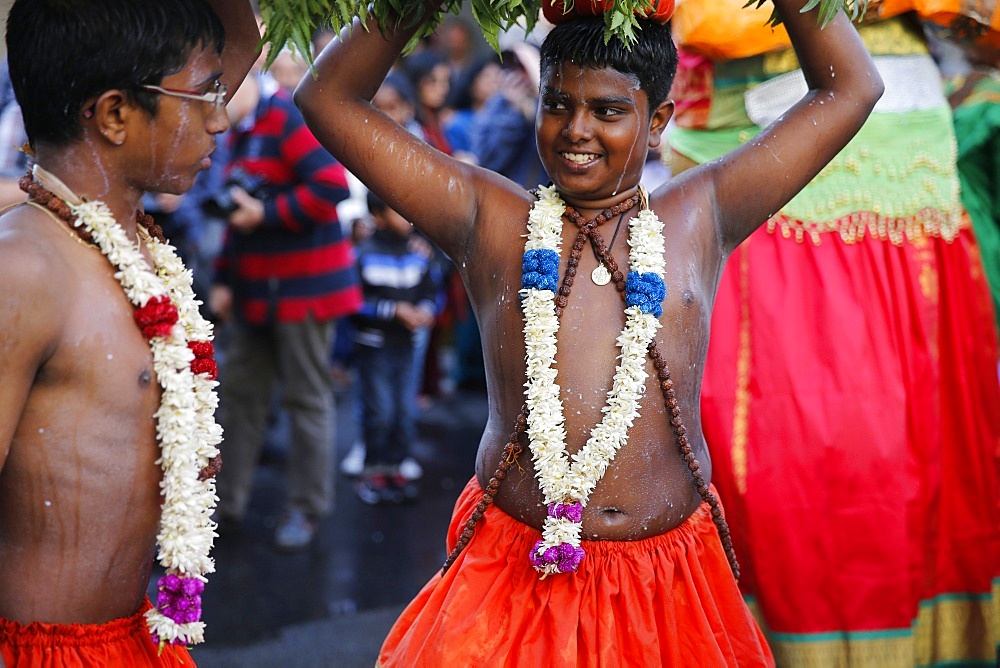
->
[0, 205, 163, 624]
[469, 180, 721, 541]
[294, 0, 883, 547]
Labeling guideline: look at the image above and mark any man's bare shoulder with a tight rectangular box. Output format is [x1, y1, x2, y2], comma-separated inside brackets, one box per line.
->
[474, 176, 536, 230]
[0, 204, 80, 332]
[648, 166, 720, 245]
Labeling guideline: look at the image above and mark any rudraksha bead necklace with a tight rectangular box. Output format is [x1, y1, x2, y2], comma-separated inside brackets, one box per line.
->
[19, 170, 167, 245]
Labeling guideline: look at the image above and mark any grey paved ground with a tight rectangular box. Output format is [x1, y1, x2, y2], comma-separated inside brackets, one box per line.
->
[189, 604, 405, 668]
[173, 378, 488, 668]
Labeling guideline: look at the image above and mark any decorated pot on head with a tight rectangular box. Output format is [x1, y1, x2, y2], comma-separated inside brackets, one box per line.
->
[542, 0, 676, 25]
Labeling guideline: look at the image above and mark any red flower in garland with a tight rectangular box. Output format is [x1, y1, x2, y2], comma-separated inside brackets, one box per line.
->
[134, 295, 179, 340]
[188, 341, 218, 380]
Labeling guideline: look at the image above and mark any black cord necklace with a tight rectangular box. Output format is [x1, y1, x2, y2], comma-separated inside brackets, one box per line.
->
[591, 209, 627, 286]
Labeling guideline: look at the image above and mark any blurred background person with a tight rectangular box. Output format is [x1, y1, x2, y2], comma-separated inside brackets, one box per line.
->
[441, 53, 502, 165]
[400, 50, 453, 158]
[267, 46, 309, 93]
[210, 68, 362, 552]
[340, 71, 443, 480]
[0, 56, 27, 207]
[352, 191, 442, 505]
[940, 35, 1000, 342]
[468, 33, 545, 190]
[438, 16, 479, 108]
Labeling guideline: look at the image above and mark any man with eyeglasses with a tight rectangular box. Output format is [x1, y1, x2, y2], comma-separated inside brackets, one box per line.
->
[0, 1, 258, 664]
[141, 81, 230, 114]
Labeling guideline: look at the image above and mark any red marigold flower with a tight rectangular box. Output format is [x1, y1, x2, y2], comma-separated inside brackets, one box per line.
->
[188, 340, 218, 379]
[190, 357, 218, 380]
[133, 295, 179, 340]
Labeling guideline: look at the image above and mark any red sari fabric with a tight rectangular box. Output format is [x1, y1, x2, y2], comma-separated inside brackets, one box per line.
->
[378, 477, 774, 667]
[0, 598, 195, 667]
[701, 226, 1000, 664]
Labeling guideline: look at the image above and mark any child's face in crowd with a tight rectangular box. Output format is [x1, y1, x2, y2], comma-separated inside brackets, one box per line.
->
[536, 61, 661, 203]
[269, 50, 308, 91]
[374, 206, 414, 238]
[419, 63, 451, 111]
[471, 62, 503, 106]
[373, 84, 415, 127]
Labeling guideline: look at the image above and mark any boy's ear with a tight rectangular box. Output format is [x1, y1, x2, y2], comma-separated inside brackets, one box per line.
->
[647, 99, 675, 150]
[85, 90, 132, 146]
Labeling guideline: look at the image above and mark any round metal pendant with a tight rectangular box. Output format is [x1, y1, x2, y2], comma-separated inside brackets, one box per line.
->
[591, 264, 611, 286]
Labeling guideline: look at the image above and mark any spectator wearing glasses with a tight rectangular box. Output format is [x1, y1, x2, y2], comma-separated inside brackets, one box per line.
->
[0, 0, 258, 663]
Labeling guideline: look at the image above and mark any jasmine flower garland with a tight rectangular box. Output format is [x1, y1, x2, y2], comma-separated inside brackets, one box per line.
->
[31, 166, 223, 649]
[520, 184, 666, 576]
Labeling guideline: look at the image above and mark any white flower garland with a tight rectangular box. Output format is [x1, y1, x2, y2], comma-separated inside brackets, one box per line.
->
[520, 184, 665, 576]
[32, 166, 222, 647]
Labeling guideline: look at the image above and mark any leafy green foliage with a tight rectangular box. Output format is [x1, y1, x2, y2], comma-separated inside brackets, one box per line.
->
[257, 0, 869, 68]
[745, 0, 869, 27]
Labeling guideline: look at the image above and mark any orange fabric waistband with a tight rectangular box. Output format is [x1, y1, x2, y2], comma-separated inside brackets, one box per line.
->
[0, 598, 152, 648]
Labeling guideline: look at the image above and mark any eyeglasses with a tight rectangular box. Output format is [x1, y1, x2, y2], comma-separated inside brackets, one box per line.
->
[140, 80, 228, 112]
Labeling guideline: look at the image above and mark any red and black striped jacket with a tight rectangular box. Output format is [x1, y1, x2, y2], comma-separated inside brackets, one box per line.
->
[214, 84, 362, 325]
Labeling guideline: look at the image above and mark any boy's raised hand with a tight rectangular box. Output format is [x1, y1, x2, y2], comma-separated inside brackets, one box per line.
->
[695, 0, 884, 252]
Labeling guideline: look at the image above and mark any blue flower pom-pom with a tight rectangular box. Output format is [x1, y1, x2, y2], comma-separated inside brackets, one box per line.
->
[626, 271, 666, 317]
[522, 249, 560, 292]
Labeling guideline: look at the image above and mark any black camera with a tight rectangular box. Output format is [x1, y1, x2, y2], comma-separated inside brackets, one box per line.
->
[200, 167, 271, 219]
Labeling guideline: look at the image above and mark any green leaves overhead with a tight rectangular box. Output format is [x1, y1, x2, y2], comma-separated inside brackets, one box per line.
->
[745, 0, 869, 27]
[257, 0, 869, 68]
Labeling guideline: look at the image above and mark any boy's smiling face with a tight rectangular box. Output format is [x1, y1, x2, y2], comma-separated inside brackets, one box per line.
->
[536, 61, 668, 206]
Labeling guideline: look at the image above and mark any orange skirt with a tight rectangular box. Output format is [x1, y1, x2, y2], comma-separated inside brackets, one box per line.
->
[378, 477, 774, 667]
[0, 598, 195, 668]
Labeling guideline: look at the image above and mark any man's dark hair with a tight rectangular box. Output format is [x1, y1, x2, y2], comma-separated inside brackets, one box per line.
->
[539, 17, 678, 110]
[6, 0, 226, 148]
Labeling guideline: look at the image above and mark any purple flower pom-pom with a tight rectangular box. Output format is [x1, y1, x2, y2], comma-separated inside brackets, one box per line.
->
[160, 574, 182, 592]
[556, 544, 585, 572]
[548, 501, 583, 523]
[181, 578, 204, 597]
[529, 539, 547, 568]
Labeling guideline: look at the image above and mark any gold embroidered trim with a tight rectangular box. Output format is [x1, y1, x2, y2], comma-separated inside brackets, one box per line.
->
[765, 209, 968, 246]
[731, 242, 751, 495]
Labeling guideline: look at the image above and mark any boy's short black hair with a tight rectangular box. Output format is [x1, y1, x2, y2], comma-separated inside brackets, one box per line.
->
[539, 17, 678, 110]
[6, 0, 226, 149]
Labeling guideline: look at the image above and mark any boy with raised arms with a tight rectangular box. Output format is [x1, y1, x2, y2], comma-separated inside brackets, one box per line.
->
[296, 0, 883, 664]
